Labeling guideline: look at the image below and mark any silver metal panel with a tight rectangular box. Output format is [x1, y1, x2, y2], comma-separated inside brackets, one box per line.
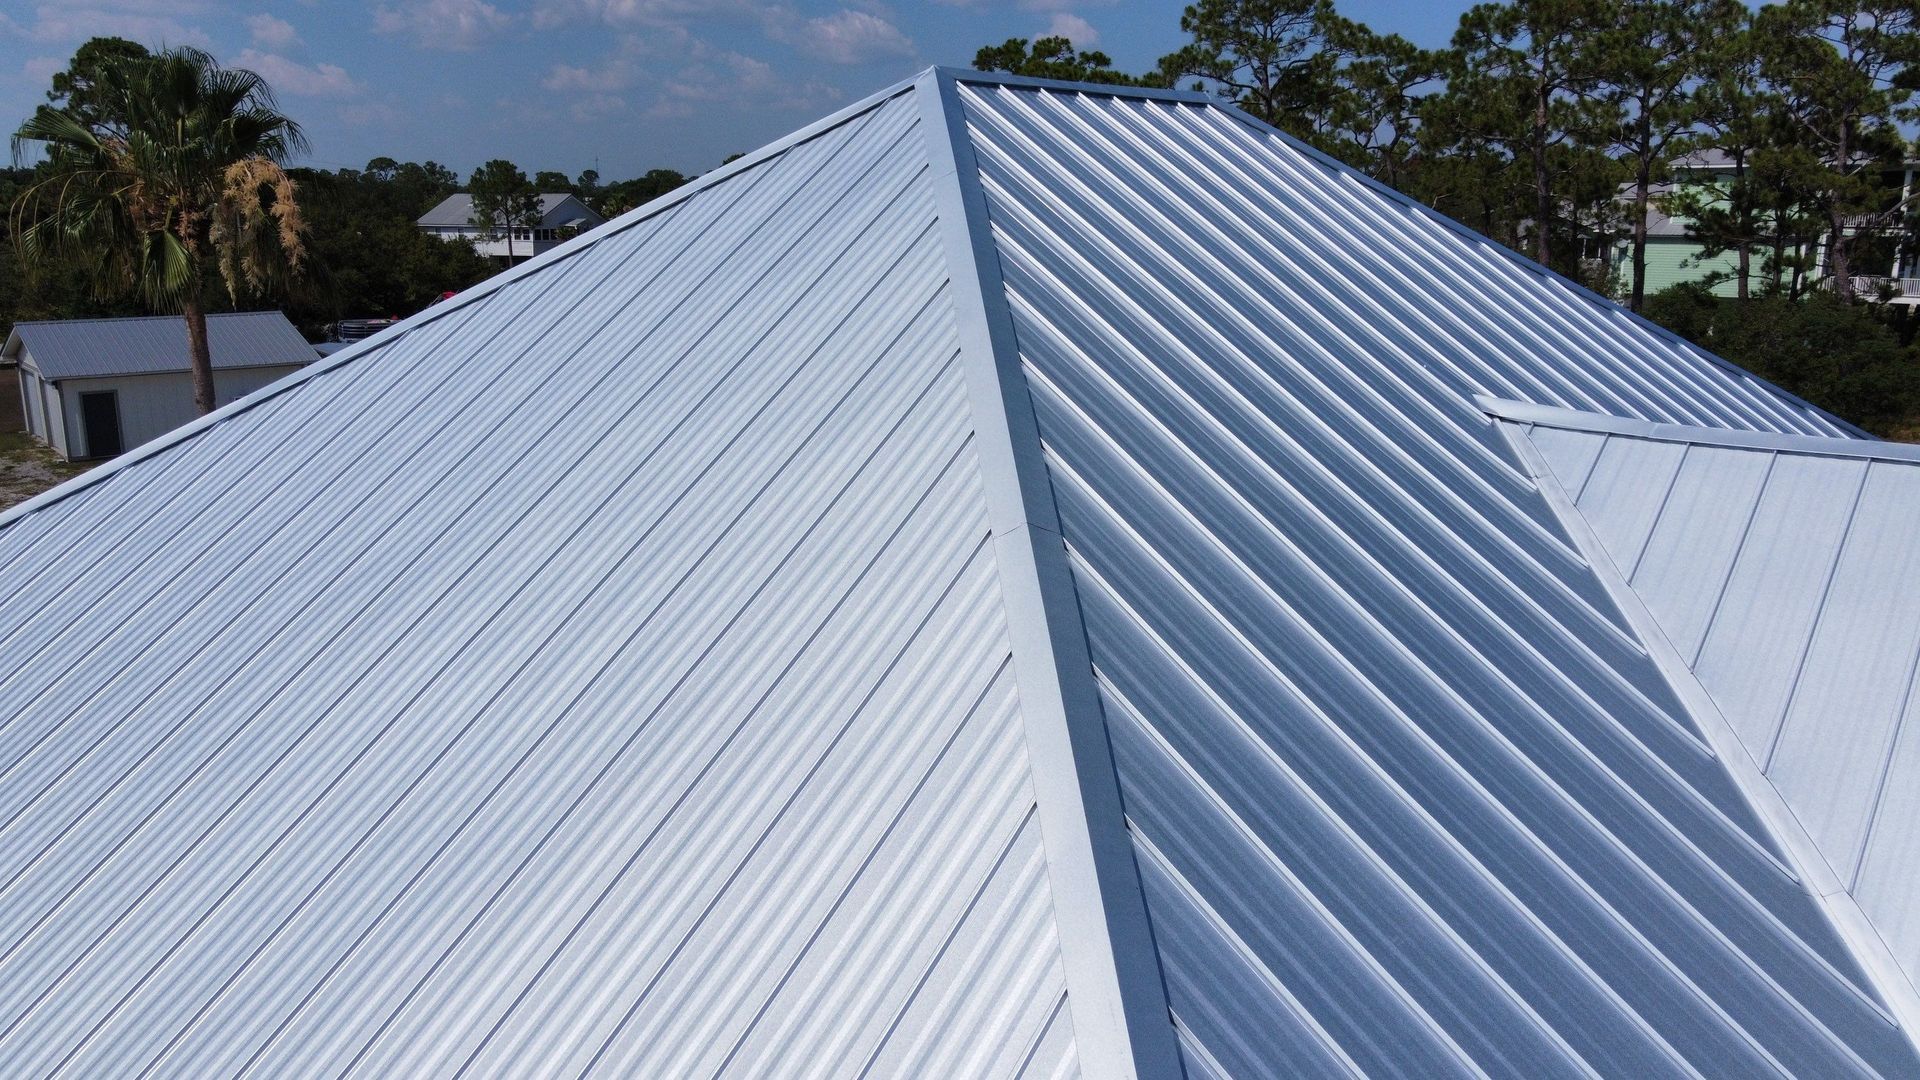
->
[7, 312, 316, 380]
[1525, 424, 1607, 494]
[1767, 464, 1920, 880]
[1623, 444, 1776, 660]
[1529, 414, 1920, 1030]
[956, 77, 1918, 1076]
[0, 89, 1075, 1078]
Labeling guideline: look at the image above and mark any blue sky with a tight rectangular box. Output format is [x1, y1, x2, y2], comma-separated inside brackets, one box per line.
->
[0, 0, 1475, 182]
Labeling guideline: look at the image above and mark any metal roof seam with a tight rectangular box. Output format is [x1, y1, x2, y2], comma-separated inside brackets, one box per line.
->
[1848, 621, 1920, 894]
[1200, 101, 1865, 438]
[969, 90, 1546, 505]
[917, 68, 1181, 1080]
[1045, 443, 1890, 1041]
[1065, 541, 1727, 1077]
[0, 87, 915, 534]
[1499, 418, 1920, 1061]
[1100, 679, 1610, 1077]
[1760, 464, 1875, 774]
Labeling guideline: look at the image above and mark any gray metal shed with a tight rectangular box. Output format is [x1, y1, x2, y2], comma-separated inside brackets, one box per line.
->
[2, 311, 315, 459]
[0, 69, 1915, 1077]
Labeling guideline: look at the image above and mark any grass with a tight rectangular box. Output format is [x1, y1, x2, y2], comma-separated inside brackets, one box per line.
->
[0, 429, 94, 512]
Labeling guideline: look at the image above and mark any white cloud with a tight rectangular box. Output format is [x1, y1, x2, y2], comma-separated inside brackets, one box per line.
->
[21, 56, 63, 84]
[770, 8, 914, 65]
[541, 33, 647, 92]
[373, 0, 514, 51]
[1041, 12, 1097, 46]
[245, 13, 299, 47]
[937, 0, 1113, 8]
[532, 0, 761, 30]
[645, 40, 841, 119]
[234, 48, 365, 98]
[15, 5, 212, 48]
[568, 93, 628, 122]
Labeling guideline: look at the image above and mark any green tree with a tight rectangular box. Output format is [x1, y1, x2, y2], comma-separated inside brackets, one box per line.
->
[1590, 0, 1743, 309]
[1157, 0, 1341, 143]
[532, 169, 572, 192]
[1315, 14, 1447, 186]
[278, 162, 491, 336]
[1757, 0, 1920, 301]
[973, 36, 1158, 85]
[1441, 0, 1610, 268]
[11, 45, 307, 415]
[596, 168, 688, 216]
[44, 37, 150, 133]
[1667, 16, 1786, 299]
[467, 159, 542, 265]
[1645, 283, 1920, 432]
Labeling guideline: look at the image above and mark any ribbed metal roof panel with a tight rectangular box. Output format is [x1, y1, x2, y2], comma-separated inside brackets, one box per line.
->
[6, 311, 315, 379]
[0, 88, 1075, 1078]
[955, 77, 1919, 1076]
[1526, 414, 1920, 1005]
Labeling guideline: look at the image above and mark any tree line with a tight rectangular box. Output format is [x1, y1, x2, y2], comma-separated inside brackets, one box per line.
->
[7, 6, 1920, 434]
[2, 38, 700, 354]
[982, 0, 1920, 311]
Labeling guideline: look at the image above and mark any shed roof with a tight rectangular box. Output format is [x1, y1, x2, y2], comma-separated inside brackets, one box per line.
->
[416, 192, 606, 229]
[2, 311, 315, 380]
[0, 69, 1914, 1078]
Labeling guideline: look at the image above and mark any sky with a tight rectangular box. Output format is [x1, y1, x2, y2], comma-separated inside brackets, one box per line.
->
[0, 0, 1476, 182]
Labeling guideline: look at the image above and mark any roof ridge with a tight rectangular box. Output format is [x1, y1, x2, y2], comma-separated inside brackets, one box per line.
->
[10, 310, 290, 328]
[918, 67, 1185, 1079]
[1479, 396, 1917, 464]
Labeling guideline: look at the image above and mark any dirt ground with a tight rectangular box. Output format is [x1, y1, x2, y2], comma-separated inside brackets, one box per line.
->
[0, 367, 93, 511]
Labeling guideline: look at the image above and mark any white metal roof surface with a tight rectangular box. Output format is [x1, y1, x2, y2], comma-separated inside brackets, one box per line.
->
[1515, 402, 1920, 1013]
[0, 87, 1072, 1078]
[0, 68, 1916, 1079]
[3, 311, 316, 380]
[954, 76, 1917, 1076]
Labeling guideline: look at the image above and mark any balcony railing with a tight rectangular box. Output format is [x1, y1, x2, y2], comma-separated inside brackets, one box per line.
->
[1850, 276, 1920, 301]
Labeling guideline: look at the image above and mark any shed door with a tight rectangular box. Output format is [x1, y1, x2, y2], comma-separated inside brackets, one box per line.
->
[79, 391, 122, 458]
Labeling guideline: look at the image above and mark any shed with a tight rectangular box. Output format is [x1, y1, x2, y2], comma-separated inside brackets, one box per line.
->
[0, 70, 1917, 1077]
[2, 311, 316, 459]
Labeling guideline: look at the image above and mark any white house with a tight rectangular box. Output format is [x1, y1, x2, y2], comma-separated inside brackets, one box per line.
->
[416, 192, 606, 260]
[3, 310, 316, 460]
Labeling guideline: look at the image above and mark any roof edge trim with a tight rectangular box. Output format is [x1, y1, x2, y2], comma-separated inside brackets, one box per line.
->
[1479, 395, 1920, 464]
[936, 65, 1218, 108]
[1495, 417, 1920, 1050]
[919, 67, 1184, 1080]
[0, 77, 922, 532]
[1193, 91, 1866, 439]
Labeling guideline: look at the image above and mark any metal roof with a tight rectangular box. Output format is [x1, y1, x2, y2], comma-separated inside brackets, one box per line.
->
[2, 311, 316, 380]
[0, 68, 1914, 1078]
[416, 192, 607, 229]
[1506, 398, 1920, 1012]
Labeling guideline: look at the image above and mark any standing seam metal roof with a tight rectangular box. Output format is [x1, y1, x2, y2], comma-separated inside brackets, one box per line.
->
[1504, 398, 1920, 1019]
[0, 68, 1913, 1079]
[3, 311, 315, 380]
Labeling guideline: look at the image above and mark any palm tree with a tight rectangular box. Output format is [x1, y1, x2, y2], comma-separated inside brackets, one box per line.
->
[11, 47, 307, 416]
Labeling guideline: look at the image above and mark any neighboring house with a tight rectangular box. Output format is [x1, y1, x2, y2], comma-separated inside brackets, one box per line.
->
[1618, 149, 1920, 301]
[1, 311, 315, 460]
[415, 193, 606, 260]
[6, 70, 1920, 1078]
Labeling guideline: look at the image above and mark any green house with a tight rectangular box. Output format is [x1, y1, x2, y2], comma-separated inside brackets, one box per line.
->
[1615, 150, 1920, 302]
